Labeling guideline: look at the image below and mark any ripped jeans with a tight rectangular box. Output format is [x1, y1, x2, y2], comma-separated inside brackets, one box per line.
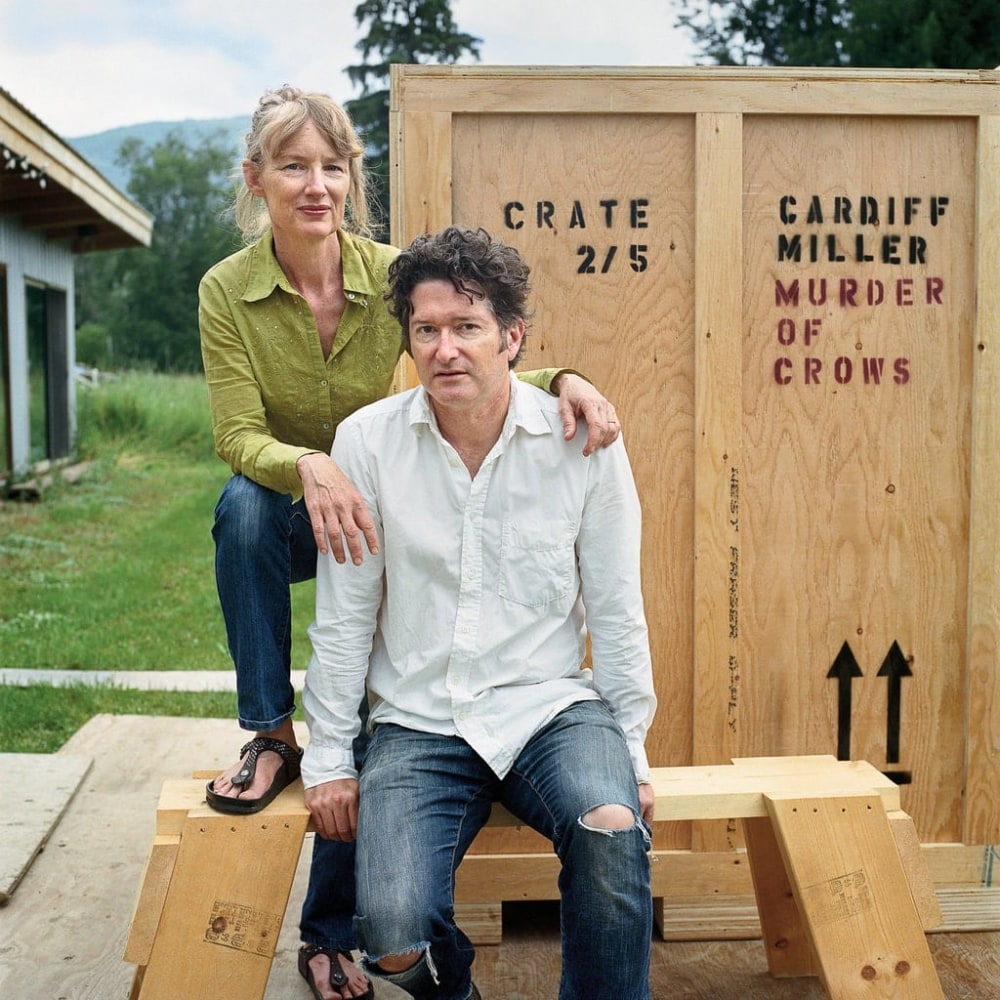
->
[354, 700, 652, 1000]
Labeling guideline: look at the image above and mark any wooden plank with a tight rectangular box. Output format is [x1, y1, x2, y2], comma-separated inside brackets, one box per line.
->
[456, 849, 754, 906]
[739, 112, 976, 843]
[453, 902, 502, 945]
[393, 66, 1000, 117]
[388, 95, 453, 397]
[137, 808, 309, 1000]
[390, 108, 453, 246]
[933, 886, 1000, 932]
[923, 842, 1000, 885]
[122, 836, 179, 965]
[158, 758, 899, 829]
[692, 110, 745, 828]
[155, 776, 309, 837]
[0, 752, 92, 903]
[766, 792, 942, 998]
[966, 114, 1000, 846]
[157, 759, 901, 831]
[743, 815, 818, 977]
[649, 759, 901, 819]
[887, 810, 943, 930]
[655, 895, 762, 940]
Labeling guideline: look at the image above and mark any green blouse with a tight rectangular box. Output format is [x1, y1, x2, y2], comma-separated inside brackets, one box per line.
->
[199, 230, 559, 499]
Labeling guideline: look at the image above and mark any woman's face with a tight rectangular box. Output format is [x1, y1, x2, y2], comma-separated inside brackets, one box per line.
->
[244, 120, 351, 244]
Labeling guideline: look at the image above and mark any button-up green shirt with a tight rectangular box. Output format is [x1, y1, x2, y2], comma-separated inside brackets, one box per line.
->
[199, 231, 559, 499]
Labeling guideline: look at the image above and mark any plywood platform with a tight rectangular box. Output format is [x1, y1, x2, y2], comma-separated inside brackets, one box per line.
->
[1, 714, 998, 999]
[0, 751, 91, 904]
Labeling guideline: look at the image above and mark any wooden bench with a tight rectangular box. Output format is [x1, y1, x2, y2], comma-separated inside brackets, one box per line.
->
[124, 755, 943, 999]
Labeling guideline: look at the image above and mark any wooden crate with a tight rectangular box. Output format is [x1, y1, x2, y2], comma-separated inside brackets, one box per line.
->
[388, 66, 1000, 930]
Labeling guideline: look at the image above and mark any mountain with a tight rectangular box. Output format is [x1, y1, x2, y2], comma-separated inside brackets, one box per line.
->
[68, 116, 247, 193]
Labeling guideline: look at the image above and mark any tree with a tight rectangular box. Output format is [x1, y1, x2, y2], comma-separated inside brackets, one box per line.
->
[346, 0, 482, 230]
[675, 0, 1000, 68]
[676, 0, 850, 66]
[842, 0, 1000, 68]
[75, 130, 239, 372]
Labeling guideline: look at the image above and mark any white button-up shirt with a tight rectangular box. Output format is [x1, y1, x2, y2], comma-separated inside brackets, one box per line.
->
[301, 374, 656, 787]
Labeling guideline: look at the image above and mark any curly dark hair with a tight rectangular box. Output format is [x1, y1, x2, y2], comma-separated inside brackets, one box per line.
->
[387, 226, 532, 366]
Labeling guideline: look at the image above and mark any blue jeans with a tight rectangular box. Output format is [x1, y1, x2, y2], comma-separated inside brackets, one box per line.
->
[212, 473, 362, 952]
[355, 700, 652, 1000]
[212, 474, 317, 731]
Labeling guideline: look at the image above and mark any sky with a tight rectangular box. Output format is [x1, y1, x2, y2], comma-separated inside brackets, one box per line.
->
[0, 0, 698, 139]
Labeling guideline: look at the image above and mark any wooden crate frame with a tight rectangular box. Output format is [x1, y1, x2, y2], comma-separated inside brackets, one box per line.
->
[388, 66, 1000, 930]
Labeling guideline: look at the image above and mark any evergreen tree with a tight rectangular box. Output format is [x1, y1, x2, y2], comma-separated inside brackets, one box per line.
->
[844, 0, 1000, 68]
[675, 0, 1000, 68]
[346, 0, 482, 230]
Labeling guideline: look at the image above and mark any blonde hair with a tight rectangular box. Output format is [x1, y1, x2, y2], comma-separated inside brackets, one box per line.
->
[233, 85, 372, 243]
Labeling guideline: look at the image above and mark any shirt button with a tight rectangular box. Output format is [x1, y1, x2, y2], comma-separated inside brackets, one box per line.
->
[323, 423, 330, 430]
[321, 380, 328, 386]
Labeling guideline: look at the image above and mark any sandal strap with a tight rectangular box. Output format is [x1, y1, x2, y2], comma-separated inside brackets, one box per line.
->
[233, 736, 301, 789]
[298, 943, 348, 988]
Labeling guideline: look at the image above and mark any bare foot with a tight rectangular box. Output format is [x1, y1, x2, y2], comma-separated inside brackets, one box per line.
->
[305, 949, 372, 1000]
[209, 721, 298, 804]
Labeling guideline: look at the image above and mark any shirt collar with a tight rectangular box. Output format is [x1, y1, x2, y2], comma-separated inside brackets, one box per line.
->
[408, 372, 553, 440]
[241, 229, 378, 306]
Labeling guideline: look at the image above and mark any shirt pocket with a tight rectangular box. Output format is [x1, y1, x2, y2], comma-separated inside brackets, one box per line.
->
[497, 517, 578, 608]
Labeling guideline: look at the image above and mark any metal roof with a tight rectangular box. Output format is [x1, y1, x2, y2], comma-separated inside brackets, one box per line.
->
[0, 85, 153, 252]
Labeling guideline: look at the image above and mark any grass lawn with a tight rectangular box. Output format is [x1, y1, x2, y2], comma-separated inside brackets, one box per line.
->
[0, 373, 314, 751]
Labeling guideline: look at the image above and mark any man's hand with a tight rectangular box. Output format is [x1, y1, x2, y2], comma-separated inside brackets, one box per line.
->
[638, 782, 655, 825]
[297, 452, 379, 565]
[304, 778, 360, 842]
[552, 372, 621, 456]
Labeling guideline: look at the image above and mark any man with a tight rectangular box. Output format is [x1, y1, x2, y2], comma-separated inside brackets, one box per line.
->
[302, 226, 657, 1000]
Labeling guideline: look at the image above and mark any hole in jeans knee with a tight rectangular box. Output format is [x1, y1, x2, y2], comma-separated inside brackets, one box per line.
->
[579, 802, 636, 833]
[367, 943, 437, 985]
[372, 950, 420, 974]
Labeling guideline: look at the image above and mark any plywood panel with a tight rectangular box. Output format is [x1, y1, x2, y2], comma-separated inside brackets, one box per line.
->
[739, 116, 975, 843]
[450, 112, 697, 761]
[446, 112, 696, 854]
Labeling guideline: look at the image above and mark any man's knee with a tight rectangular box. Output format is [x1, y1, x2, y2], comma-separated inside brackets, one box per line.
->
[373, 951, 421, 973]
[580, 802, 635, 831]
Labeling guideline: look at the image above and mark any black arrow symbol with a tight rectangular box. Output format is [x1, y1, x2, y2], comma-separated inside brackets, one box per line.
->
[827, 641, 864, 760]
[877, 640, 912, 764]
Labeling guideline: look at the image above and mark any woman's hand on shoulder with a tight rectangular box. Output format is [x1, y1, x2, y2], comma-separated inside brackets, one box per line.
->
[296, 453, 379, 564]
[553, 373, 621, 456]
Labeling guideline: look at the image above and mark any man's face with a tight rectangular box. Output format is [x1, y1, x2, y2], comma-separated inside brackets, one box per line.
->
[408, 279, 524, 415]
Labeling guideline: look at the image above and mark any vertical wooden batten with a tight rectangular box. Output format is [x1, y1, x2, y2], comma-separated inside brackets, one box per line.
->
[966, 113, 1000, 846]
[692, 111, 745, 852]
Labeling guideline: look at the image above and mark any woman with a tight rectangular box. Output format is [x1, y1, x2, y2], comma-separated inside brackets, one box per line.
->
[198, 86, 620, 1000]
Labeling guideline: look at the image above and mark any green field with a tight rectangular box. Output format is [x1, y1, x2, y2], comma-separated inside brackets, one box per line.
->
[0, 373, 314, 751]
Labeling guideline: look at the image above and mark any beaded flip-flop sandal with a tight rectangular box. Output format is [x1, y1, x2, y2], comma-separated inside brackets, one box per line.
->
[205, 736, 302, 815]
[298, 944, 374, 1000]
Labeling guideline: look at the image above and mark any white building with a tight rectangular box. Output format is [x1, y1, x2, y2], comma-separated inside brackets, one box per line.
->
[0, 86, 153, 481]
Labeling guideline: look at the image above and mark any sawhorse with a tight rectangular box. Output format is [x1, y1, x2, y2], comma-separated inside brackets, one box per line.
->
[125, 755, 943, 999]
